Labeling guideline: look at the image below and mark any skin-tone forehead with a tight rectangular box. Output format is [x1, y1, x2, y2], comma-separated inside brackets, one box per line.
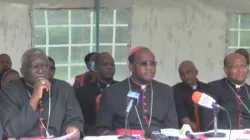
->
[225, 53, 246, 65]
[99, 53, 113, 62]
[0, 55, 10, 60]
[26, 53, 48, 66]
[134, 48, 155, 61]
[178, 60, 196, 72]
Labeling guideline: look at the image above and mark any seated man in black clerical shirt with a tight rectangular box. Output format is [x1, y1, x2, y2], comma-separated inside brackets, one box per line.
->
[75, 52, 118, 136]
[173, 60, 211, 132]
[208, 53, 250, 129]
[96, 46, 178, 136]
[0, 48, 83, 139]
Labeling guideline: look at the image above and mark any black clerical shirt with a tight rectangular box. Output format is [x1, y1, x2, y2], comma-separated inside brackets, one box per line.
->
[96, 78, 178, 135]
[173, 81, 211, 131]
[209, 78, 250, 129]
[75, 80, 118, 135]
[0, 78, 84, 138]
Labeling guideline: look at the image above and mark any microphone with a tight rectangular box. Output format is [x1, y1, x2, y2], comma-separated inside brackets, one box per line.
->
[117, 91, 140, 140]
[125, 91, 140, 115]
[192, 91, 226, 138]
[145, 127, 179, 140]
[144, 126, 161, 138]
[192, 91, 226, 111]
[180, 124, 199, 140]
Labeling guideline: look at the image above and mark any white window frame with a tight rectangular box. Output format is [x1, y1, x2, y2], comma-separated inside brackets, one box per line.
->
[34, 9, 129, 81]
[228, 14, 250, 49]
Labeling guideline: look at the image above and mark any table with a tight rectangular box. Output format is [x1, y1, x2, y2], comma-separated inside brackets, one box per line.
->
[84, 129, 249, 140]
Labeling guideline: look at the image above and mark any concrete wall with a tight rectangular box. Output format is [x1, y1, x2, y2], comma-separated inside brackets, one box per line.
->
[0, 3, 32, 72]
[0, 0, 230, 85]
[131, 0, 227, 85]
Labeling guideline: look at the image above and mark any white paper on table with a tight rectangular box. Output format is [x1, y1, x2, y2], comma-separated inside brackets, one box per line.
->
[160, 128, 180, 137]
[84, 135, 119, 140]
[52, 130, 76, 140]
[18, 130, 77, 140]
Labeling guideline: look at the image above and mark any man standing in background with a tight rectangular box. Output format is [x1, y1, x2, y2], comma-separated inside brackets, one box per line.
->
[0, 53, 12, 72]
[73, 52, 98, 89]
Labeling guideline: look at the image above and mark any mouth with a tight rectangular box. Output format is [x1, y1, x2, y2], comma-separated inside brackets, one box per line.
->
[35, 75, 46, 79]
[144, 73, 154, 77]
[237, 74, 246, 77]
[107, 70, 114, 75]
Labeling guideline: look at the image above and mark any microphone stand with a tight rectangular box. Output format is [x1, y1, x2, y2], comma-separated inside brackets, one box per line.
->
[205, 107, 226, 138]
[117, 105, 137, 140]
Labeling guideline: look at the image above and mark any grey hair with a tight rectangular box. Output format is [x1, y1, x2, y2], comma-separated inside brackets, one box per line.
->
[21, 48, 47, 66]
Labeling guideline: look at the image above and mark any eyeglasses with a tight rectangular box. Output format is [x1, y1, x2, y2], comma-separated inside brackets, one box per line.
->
[29, 64, 49, 72]
[50, 66, 55, 71]
[134, 61, 157, 67]
[227, 64, 248, 70]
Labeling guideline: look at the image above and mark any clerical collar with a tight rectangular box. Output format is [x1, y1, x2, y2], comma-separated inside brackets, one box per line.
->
[225, 78, 244, 88]
[191, 85, 198, 90]
[141, 85, 146, 90]
[97, 79, 114, 88]
[235, 84, 243, 88]
[130, 77, 151, 88]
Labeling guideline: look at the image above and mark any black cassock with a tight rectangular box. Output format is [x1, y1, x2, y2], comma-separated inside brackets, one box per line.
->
[208, 78, 250, 129]
[0, 78, 84, 138]
[75, 80, 118, 135]
[96, 78, 178, 135]
[173, 81, 212, 131]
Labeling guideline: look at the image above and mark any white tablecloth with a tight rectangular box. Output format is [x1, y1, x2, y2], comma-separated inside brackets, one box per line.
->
[84, 129, 249, 140]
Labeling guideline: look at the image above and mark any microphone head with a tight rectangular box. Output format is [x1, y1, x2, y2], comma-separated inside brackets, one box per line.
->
[192, 91, 203, 104]
[180, 124, 193, 137]
[127, 91, 140, 105]
[144, 126, 161, 138]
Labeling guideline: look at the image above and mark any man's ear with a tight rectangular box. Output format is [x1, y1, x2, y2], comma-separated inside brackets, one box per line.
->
[223, 66, 228, 75]
[195, 69, 198, 76]
[20, 66, 24, 77]
[129, 63, 133, 72]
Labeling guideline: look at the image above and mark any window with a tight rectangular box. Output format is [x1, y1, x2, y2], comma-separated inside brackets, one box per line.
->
[33, 9, 130, 81]
[228, 14, 250, 53]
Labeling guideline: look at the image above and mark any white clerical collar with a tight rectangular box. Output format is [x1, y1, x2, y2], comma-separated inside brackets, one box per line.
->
[141, 85, 146, 90]
[226, 78, 244, 88]
[235, 84, 243, 88]
[191, 85, 198, 90]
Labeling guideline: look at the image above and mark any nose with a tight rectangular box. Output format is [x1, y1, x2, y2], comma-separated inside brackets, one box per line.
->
[145, 63, 153, 70]
[106, 64, 114, 70]
[36, 65, 48, 73]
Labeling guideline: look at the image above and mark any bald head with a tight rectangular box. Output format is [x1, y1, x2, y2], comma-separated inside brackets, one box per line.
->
[95, 52, 113, 66]
[223, 53, 248, 85]
[0, 53, 12, 72]
[224, 53, 247, 67]
[178, 60, 198, 85]
[178, 60, 197, 72]
[94, 52, 115, 81]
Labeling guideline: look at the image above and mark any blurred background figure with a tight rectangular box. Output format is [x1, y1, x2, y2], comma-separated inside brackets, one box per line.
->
[73, 52, 98, 89]
[0, 54, 12, 73]
[0, 69, 20, 88]
[48, 56, 56, 79]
